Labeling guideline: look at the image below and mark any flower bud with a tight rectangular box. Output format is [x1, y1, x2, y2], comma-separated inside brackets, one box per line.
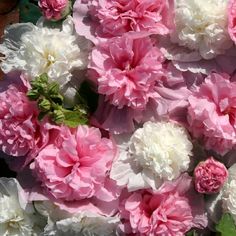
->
[52, 109, 65, 124]
[38, 98, 51, 112]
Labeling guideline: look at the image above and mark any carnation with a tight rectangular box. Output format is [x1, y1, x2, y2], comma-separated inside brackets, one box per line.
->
[0, 178, 44, 235]
[187, 73, 236, 155]
[170, 0, 232, 60]
[31, 125, 118, 202]
[0, 17, 90, 104]
[119, 174, 207, 235]
[110, 121, 193, 191]
[39, 0, 70, 21]
[0, 75, 50, 167]
[73, 0, 173, 43]
[89, 35, 164, 110]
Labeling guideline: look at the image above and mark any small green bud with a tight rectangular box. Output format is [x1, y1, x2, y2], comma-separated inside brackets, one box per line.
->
[39, 73, 49, 83]
[27, 90, 40, 101]
[50, 94, 64, 105]
[48, 82, 60, 95]
[52, 109, 65, 124]
[38, 98, 51, 112]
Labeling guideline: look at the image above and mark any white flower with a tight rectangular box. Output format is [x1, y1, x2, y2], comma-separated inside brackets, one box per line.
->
[0, 178, 45, 236]
[170, 0, 232, 60]
[34, 201, 119, 236]
[110, 121, 192, 191]
[222, 164, 236, 223]
[0, 16, 91, 105]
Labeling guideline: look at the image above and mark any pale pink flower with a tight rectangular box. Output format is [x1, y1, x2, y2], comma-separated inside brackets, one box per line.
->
[32, 125, 118, 202]
[194, 157, 228, 194]
[119, 174, 207, 236]
[0, 75, 49, 166]
[187, 73, 236, 155]
[228, 0, 236, 43]
[89, 35, 164, 110]
[39, 0, 69, 20]
[73, 0, 173, 43]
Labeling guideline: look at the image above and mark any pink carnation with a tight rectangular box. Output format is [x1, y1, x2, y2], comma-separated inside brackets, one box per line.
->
[187, 73, 236, 155]
[73, 0, 173, 43]
[39, 0, 69, 20]
[228, 0, 236, 43]
[32, 125, 117, 201]
[119, 174, 207, 236]
[89, 36, 164, 110]
[0, 78, 49, 162]
[194, 157, 228, 194]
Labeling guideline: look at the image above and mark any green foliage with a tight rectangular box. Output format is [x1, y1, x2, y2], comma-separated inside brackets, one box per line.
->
[19, 0, 42, 24]
[27, 73, 89, 127]
[216, 213, 236, 236]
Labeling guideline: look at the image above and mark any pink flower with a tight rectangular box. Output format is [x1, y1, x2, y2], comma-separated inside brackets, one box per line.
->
[194, 157, 228, 194]
[39, 0, 69, 20]
[119, 174, 207, 236]
[0, 76, 49, 162]
[228, 0, 236, 43]
[89, 36, 164, 110]
[73, 0, 173, 43]
[187, 73, 236, 155]
[32, 125, 118, 201]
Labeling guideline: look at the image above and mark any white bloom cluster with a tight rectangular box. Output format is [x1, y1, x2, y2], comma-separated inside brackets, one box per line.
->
[0, 17, 90, 105]
[110, 121, 192, 191]
[0, 178, 44, 236]
[222, 164, 236, 223]
[170, 0, 232, 59]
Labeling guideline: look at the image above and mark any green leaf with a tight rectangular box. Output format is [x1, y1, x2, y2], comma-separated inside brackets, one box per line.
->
[216, 213, 236, 236]
[64, 110, 88, 128]
[19, 0, 42, 24]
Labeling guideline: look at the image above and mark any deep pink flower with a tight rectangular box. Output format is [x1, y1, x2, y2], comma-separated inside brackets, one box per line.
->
[39, 0, 69, 20]
[228, 0, 236, 43]
[119, 174, 207, 236]
[194, 157, 228, 194]
[73, 0, 173, 43]
[187, 73, 236, 155]
[32, 125, 118, 201]
[0, 76, 49, 162]
[89, 35, 164, 110]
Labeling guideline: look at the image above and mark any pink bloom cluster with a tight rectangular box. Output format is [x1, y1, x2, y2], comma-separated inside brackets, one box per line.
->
[119, 174, 207, 236]
[187, 73, 236, 155]
[194, 157, 228, 194]
[32, 125, 117, 201]
[39, 0, 69, 20]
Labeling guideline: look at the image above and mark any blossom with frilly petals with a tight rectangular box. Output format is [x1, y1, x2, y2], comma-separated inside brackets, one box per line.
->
[39, 0, 70, 21]
[89, 35, 164, 110]
[32, 125, 117, 202]
[222, 163, 236, 224]
[0, 17, 91, 105]
[0, 178, 45, 235]
[170, 0, 232, 60]
[0, 76, 49, 165]
[187, 73, 236, 155]
[73, 0, 173, 43]
[119, 174, 207, 235]
[110, 121, 192, 191]
[194, 157, 228, 194]
[228, 0, 236, 43]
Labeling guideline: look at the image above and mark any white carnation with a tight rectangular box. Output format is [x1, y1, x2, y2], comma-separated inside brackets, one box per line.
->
[110, 121, 192, 191]
[0, 16, 91, 105]
[0, 178, 44, 236]
[222, 164, 236, 223]
[170, 0, 232, 59]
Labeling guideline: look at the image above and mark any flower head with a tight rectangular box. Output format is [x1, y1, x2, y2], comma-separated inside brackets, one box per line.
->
[110, 121, 193, 191]
[89, 35, 164, 110]
[119, 174, 207, 235]
[39, 0, 70, 21]
[187, 73, 236, 155]
[194, 157, 228, 194]
[32, 125, 117, 201]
